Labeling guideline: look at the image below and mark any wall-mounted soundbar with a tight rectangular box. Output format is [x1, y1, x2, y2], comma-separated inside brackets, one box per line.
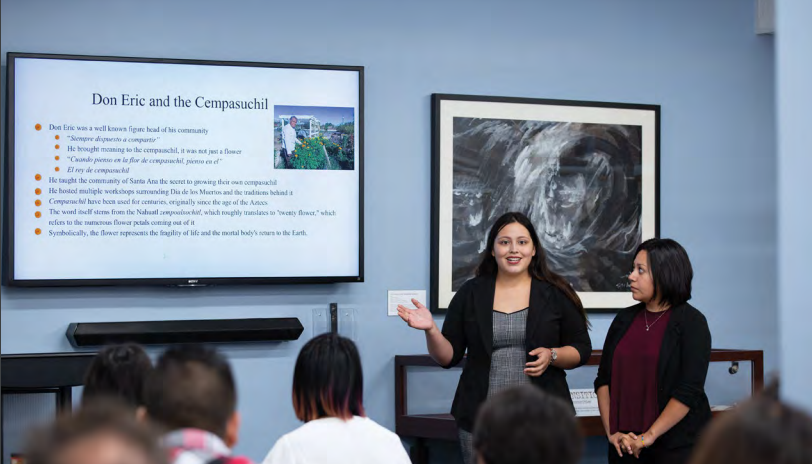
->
[66, 318, 304, 347]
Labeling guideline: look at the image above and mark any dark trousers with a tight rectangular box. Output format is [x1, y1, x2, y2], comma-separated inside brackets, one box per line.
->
[607, 442, 693, 464]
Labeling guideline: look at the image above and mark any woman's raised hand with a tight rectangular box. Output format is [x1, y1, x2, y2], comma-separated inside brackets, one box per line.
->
[397, 299, 435, 331]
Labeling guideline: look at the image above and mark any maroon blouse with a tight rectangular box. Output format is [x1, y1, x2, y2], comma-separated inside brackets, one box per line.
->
[609, 308, 671, 434]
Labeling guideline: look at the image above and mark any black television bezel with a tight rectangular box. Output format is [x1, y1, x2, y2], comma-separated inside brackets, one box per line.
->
[2, 52, 364, 287]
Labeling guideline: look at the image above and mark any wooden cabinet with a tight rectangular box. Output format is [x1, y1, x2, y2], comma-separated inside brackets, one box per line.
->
[395, 349, 763, 464]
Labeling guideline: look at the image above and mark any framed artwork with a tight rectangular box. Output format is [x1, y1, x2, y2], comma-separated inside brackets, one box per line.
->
[430, 94, 659, 312]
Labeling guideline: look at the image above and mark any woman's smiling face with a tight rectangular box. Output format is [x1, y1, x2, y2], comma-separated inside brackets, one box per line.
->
[492, 222, 536, 276]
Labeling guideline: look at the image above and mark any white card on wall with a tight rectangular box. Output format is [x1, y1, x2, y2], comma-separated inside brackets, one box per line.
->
[570, 389, 600, 417]
[388, 290, 427, 316]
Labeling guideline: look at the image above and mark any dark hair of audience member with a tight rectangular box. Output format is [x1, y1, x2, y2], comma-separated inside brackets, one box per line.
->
[473, 384, 582, 464]
[689, 380, 812, 464]
[26, 398, 165, 464]
[82, 343, 153, 409]
[144, 344, 236, 439]
[634, 238, 694, 308]
[292, 333, 365, 422]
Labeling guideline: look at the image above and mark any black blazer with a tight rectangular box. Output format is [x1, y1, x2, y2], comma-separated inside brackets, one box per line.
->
[594, 302, 712, 450]
[441, 275, 592, 432]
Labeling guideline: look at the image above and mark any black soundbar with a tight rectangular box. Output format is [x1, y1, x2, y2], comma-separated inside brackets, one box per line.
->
[66, 318, 304, 347]
[1, 352, 98, 388]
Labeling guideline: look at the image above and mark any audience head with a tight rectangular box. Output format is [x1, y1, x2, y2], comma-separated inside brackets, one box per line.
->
[292, 333, 365, 422]
[82, 343, 153, 410]
[630, 238, 693, 308]
[27, 399, 165, 464]
[473, 385, 582, 464]
[690, 382, 812, 464]
[144, 344, 239, 447]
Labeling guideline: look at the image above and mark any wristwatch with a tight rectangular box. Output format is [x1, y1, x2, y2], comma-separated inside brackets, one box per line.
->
[550, 348, 558, 365]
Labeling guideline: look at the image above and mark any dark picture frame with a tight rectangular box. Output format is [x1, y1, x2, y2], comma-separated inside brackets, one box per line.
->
[430, 94, 660, 312]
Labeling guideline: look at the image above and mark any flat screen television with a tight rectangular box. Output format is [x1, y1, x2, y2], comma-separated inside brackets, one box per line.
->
[2, 53, 363, 286]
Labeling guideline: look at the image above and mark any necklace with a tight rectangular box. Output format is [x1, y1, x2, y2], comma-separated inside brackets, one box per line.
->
[644, 308, 669, 331]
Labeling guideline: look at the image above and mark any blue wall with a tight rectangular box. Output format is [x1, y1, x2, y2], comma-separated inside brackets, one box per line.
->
[777, 0, 812, 413]
[1, 0, 778, 461]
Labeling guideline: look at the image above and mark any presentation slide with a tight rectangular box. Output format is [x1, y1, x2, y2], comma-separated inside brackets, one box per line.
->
[9, 56, 361, 282]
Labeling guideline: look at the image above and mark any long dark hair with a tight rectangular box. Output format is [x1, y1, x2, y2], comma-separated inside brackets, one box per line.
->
[476, 212, 588, 325]
[292, 333, 366, 422]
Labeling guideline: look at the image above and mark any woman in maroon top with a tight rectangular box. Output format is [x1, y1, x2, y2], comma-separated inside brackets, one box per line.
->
[595, 238, 712, 464]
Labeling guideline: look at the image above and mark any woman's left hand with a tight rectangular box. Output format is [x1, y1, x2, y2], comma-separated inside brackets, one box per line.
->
[625, 432, 655, 458]
[618, 434, 636, 455]
[525, 347, 552, 377]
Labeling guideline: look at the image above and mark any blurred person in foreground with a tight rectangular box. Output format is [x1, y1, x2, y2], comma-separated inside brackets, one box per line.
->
[689, 381, 812, 464]
[27, 399, 165, 464]
[144, 344, 253, 464]
[82, 343, 153, 414]
[473, 384, 582, 464]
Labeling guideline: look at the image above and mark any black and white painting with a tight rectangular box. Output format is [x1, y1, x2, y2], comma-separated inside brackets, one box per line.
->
[431, 95, 659, 311]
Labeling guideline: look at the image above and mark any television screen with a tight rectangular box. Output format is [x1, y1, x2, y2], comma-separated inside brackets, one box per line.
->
[3, 53, 363, 286]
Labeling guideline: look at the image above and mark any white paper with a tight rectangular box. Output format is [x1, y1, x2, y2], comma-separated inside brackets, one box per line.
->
[570, 389, 600, 417]
[388, 290, 427, 316]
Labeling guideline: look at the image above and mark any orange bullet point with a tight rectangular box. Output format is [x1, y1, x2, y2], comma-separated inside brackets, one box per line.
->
[35, 174, 42, 181]
[55, 135, 60, 140]
[35, 124, 42, 131]
[35, 228, 41, 235]
[35, 188, 42, 195]
[55, 144, 60, 149]
[35, 211, 42, 218]
[35, 200, 42, 206]
[55, 156, 60, 161]
[55, 167, 60, 172]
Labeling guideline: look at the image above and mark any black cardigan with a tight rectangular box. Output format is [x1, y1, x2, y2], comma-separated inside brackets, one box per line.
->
[441, 275, 592, 432]
[594, 302, 712, 450]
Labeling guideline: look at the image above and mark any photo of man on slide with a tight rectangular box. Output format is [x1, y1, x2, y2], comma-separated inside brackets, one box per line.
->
[280, 115, 302, 167]
[274, 105, 356, 170]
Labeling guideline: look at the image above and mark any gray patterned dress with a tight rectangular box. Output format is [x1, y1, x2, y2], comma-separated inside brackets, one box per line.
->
[458, 308, 531, 464]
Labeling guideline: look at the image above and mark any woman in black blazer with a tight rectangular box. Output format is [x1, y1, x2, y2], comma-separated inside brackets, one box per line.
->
[595, 238, 711, 464]
[398, 212, 591, 464]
